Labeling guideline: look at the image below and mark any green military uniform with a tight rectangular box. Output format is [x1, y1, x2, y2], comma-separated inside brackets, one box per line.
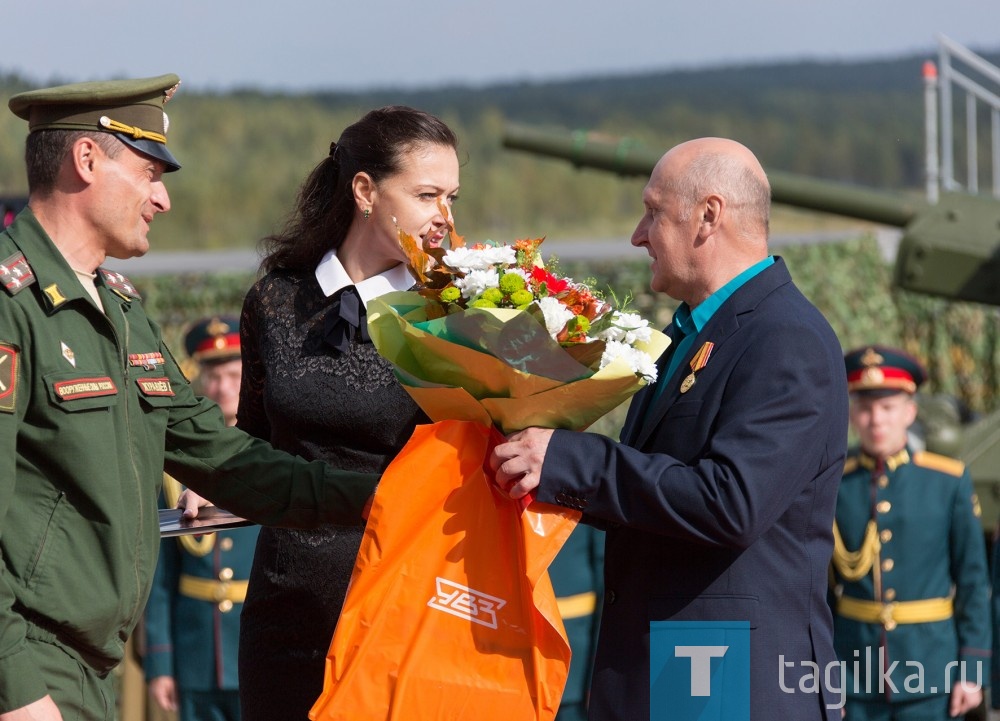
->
[145, 476, 259, 721]
[550, 524, 604, 721]
[144, 316, 256, 721]
[831, 346, 991, 719]
[0, 76, 375, 718]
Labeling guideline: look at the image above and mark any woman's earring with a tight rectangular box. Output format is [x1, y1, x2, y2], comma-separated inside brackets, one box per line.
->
[363, 208, 371, 220]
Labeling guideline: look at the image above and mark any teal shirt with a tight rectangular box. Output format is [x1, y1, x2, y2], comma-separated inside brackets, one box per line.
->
[663, 256, 775, 384]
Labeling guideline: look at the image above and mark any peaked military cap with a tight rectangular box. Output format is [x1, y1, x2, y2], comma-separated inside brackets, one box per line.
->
[184, 315, 241, 363]
[9, 73, 182, 171]
[844, 344, 927, 396]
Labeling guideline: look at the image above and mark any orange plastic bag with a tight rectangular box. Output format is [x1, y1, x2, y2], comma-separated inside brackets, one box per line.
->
[309, 420, 581, 721]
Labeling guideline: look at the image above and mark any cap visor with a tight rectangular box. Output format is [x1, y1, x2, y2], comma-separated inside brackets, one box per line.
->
[116, 134, 181, 172]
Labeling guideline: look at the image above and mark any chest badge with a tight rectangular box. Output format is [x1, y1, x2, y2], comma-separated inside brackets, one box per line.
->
[61, 341, 76, 367]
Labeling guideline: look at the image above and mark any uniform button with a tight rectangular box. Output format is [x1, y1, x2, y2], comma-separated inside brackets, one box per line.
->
[876, 501, 891, 514]
[884, 588, 896, 601]
[606, 589, 617, 605]
[219, 567, 234, 581]
[880, 529, 892, 543]
[220, 538, 234, 551]
[881, 558, 894, 572]
[555, 492, 567, 504]
[218, 600, 234, 613]
[878, 475, 889, 489]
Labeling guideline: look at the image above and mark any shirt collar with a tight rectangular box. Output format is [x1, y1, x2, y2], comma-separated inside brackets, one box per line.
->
[314, 249, 414, 305]
[673, 255, 775, 336]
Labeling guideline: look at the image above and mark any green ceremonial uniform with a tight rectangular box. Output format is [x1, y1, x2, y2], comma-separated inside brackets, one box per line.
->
[550, 525, 604, 721]
[0, 209, 376, 713]
[831, 446, 991, 711]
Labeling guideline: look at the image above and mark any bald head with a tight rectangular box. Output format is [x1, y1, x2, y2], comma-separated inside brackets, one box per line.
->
[632, 137, 773, 304]
[654, 137, 771, 241]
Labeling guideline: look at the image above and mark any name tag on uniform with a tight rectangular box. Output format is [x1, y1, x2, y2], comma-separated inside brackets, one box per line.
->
[136, 377, 174, 396]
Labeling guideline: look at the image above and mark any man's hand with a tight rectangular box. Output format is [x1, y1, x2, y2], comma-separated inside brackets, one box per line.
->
[177, 488, 213, 519]
[489, 428, 554, 500]
[948, 680, 982, 717]
[148, 675, 179, 712]
[0, 695, 63, 720]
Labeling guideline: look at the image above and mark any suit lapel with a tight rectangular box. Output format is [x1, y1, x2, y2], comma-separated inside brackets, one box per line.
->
[628, 259, 793, 449]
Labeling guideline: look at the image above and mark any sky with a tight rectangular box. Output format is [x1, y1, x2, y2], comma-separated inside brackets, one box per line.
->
[3, 1, 999, 93]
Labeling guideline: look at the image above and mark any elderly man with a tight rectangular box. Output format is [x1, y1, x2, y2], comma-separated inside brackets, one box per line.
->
[492, 137, 848, 720]
[0, 75, 375, 721]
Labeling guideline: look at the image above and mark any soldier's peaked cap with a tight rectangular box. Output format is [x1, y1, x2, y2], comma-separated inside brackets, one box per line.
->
[844, 344, 928, 397]
[9, 74, 182, 171]
[184, 315, 241, 363]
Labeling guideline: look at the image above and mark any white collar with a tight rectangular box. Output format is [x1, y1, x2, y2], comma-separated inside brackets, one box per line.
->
[314, 249, 414, 306]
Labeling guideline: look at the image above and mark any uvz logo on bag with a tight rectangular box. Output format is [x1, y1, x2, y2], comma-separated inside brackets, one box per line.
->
[427, 577, 507, 629]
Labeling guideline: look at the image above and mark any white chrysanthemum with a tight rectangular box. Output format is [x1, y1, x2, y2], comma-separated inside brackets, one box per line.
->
[443, 245, 517, 273]
[537, 296, 575, 339]
[600, 340, 658, 383]
[455, 268, 500, 299]
[596, 311, 654, 345]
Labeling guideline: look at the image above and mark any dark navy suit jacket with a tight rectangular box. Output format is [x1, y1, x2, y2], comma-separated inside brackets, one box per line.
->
[537, 258, 848, 720]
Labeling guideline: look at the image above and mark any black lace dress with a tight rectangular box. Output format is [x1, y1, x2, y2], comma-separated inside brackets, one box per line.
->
[236, 269, 426, 720]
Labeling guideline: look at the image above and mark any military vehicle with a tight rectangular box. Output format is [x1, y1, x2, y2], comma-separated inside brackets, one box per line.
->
[500, 122, 1000, 531]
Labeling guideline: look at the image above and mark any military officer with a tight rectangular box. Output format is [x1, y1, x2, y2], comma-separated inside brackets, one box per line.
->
[0, 76, 375, 721]
[144, 317, 258, 721]
[831, 345, 990, 720]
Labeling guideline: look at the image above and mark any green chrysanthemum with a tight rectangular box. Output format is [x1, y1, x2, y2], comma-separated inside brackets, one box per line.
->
[470, 298, 498, 309]
[481, 288, 504, 305]
[509, 289, 534, 306]
[440, 286, 461, 303]
[498, 272, 526, 294]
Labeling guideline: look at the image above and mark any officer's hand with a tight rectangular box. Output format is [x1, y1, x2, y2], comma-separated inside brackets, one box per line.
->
[0, 694, 64, 720]
[148, 675, 179, 712]
[177, 488, 214, 519]
[948, 680, 982, 717]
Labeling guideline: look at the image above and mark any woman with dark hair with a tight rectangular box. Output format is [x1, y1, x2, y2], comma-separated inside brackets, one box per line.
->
[235, 106, 461, 719]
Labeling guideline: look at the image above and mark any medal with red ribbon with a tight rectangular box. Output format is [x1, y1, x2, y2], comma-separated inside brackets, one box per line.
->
[680, 341, 714, 394]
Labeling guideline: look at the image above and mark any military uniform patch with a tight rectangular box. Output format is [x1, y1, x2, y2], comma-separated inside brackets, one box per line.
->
[136, 377, 174, 396]
[0, 252, 37, 295]
[0, 343, 18, 413]
[99, 269, 141, 300]
[54, 377, 117, 401]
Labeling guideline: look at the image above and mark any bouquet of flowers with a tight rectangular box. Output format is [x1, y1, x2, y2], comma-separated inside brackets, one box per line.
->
[310, 217, 668, 721]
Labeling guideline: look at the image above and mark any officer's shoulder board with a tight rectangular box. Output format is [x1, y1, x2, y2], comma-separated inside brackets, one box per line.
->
[99, 269, 142, 301]
[912, 450, 965, 477]
[842, 453, 861, 475]
[1, 251, 37, 296]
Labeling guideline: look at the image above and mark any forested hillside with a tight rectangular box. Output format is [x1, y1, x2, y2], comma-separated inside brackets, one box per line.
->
[3, 49, 998, 251]
[3, 52, 1000, 417]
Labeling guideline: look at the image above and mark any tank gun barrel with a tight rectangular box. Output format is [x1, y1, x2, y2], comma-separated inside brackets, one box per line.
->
[502, 123, 925, 228]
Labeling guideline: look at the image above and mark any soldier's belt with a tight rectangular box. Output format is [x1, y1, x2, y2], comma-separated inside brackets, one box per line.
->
[179, 575, 248, 603]
[557, 591, 597, 619]
[836, 596, 953, 630]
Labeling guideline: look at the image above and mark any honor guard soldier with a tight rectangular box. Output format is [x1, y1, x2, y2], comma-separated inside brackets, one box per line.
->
[831, 345, 990, 720]
[144, 316, 259, 721]
[0, 76, 375, 720]
[549, 525, 604, 721]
